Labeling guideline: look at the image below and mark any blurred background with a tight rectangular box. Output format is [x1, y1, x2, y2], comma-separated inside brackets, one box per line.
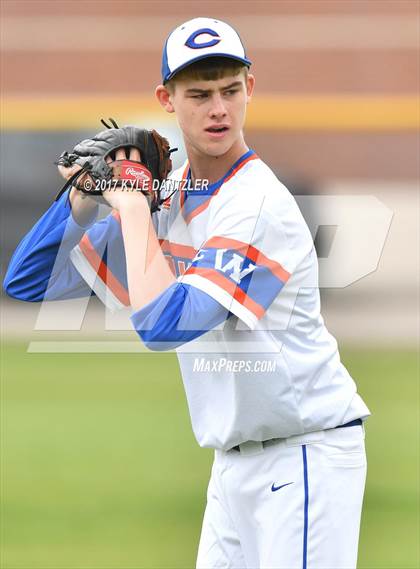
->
[1, 1, 419, 568]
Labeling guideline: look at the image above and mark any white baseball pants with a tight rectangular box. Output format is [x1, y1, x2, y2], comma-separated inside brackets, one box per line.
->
[196, 424, 367, 569]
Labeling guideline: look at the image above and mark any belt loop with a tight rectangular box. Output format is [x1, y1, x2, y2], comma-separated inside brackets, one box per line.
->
[238, 441, 264, 456]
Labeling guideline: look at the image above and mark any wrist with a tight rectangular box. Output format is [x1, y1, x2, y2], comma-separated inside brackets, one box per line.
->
[69, 187, 99, 227]
[69, 187, 97, 209]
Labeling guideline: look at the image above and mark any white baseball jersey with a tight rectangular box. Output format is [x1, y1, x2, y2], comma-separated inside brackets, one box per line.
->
[155, 150, 370, 450]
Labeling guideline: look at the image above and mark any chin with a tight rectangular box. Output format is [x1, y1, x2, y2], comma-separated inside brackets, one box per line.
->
[203, 147, 226, 158]
[202, 140, 234, 158]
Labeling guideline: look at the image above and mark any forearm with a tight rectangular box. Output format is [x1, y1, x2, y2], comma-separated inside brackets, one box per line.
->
[118, 198, 231, 350]
[118, 196, 176, 311]
[69, 187, 99, 227]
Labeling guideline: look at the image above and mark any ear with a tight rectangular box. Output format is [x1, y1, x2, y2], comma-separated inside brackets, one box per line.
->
[246, 74, 255, 103]
[155, 85, 175, 113]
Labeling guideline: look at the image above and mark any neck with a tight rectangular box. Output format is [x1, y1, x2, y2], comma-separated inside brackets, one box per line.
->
[186, 136, 249, 186]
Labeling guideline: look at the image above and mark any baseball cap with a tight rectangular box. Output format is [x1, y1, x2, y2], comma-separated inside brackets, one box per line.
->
[161, 17, 251, 83]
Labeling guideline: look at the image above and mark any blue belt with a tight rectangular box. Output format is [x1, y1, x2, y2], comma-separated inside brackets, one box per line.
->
[338, 418, 363, 428]
[232, 418, 363, 452]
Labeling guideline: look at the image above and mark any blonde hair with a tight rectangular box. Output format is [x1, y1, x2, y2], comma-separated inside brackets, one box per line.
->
[165, 58, 248, 92]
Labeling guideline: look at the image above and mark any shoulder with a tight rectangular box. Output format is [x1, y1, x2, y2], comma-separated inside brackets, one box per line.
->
[216, 156, 302, 221]
[210, 156, 313, 249]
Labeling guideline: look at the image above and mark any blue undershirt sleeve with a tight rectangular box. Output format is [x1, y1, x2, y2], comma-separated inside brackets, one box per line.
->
[3, 190, 98, 301]
[130, 282, 231, 351]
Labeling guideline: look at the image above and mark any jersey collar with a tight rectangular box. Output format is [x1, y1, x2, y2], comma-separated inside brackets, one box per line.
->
[185, 149, 257, 196]
[179, 150, 258, 224]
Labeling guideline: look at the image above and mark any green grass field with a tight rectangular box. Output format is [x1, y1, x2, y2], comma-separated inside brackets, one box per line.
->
[1, 342, 418, 568]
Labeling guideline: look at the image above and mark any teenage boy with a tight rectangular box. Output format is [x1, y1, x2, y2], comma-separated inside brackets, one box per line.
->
[4, 18, 369, 569]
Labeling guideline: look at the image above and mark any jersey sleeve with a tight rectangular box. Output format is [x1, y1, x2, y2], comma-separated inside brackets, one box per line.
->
[179, 189, 310, 330]
[130, 281, 231, 351]
[3, 190, 99, 301]
[68, 210, 129, 311]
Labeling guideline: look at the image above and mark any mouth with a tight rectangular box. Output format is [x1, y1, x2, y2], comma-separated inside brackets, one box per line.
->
[205, 125, 230, 137]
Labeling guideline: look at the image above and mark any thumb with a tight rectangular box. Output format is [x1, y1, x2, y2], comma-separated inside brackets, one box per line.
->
[58, 163, 83, 181]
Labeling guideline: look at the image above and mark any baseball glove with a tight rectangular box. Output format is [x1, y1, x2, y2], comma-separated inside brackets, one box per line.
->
[55, 118, 176, 213]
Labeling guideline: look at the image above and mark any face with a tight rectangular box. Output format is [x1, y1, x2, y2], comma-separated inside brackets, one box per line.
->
[156, 72, 255, 158]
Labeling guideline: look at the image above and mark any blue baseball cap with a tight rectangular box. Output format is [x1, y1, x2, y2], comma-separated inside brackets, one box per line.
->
[161, 17, 252, 83]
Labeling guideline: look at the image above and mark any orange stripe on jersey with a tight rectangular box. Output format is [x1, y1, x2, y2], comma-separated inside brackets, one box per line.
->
[222, 153, 258, 185]
[186, 266, 265, 320]
[79, 234, 130, 306]
[159, 239, 197, 259]
[178, 260, 187, 275]
[205, 236, 291, 283]
[112, 210, 121, 223]
[184, 153, 258, 225]
[165, 256, 177, 276]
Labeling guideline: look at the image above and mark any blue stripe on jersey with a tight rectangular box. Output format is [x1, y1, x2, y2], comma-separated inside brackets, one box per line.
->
[188, 247, 287, 309]
[130, 282, 230, 351]
[302, 445, 309, 569]
[3, 190, 98, 301]
[181, 150, 256, 221]
[242, 266, 287, 309]
[181, 192, 213, 224]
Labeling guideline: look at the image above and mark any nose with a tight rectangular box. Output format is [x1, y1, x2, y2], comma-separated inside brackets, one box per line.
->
[209, 93, 227, 119]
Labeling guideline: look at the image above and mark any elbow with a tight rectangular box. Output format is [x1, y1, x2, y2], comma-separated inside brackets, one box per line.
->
[3, 286, 44, 303]
[3, 273, 22, 300]
[135, 329, 184, 352]
[133, 322, 208, 351]
[3, 272, 44, 302]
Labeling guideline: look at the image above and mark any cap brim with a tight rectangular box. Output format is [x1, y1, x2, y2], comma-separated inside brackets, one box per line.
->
[163, 53, 252, 83]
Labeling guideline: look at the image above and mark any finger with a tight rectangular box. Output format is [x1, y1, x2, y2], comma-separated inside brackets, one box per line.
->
[105, 155, 113, 164]
[115, 148, 126, 160]
[129, 147, 141, 162]
[58, 163, 82, 181]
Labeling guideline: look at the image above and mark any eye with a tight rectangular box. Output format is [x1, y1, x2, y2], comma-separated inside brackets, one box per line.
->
[224, 89, 238, 96]
[191, 93, 208, 100]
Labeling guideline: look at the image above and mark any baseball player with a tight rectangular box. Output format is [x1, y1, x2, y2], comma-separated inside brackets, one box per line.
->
[4, 18, 370, 569]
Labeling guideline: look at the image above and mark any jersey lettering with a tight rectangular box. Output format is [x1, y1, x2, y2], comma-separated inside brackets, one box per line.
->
[214, 249, 256, 284]
[163, 252, 192, 277]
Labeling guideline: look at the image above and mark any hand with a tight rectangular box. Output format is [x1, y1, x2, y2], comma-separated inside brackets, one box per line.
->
[57, 163, 99, 225]
[101, 147, 151, 211]
[58, 162, 94, 193]
[58, 162, 83, 182]
[58, 162, 97, 203]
